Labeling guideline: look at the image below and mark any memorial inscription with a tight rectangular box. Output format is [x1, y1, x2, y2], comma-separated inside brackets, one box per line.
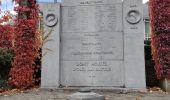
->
[40, 0, 146, 89]
[61, 32, 123, 61]
[62, 4, 121, 32]
[61, 0, 124, 86]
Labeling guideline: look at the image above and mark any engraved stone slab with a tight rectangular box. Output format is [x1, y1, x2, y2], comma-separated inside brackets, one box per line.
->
[61, 61, 124, 86]
[62, 4, 122, 32]
[61, 0, 124, 87]
[63, 0, 122, 6]
[39, 0, 146, 89]
[61, 32, 123, 61]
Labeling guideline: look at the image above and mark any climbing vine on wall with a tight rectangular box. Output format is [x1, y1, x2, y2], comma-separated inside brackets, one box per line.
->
[0, 11, 14, 49]
[149, 0, 170, 79]
[9, 0, 41, 88]
[0, 25, 14, 49]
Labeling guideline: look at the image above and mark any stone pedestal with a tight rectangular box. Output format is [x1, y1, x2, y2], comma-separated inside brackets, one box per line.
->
[160, 78, 170, 92]
[67, 92, 105, 100]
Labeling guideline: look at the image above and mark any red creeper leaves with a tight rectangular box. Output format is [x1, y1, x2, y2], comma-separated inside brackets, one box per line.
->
[9, 0, 40, 88]
[149, 0, 170, 79]
[0, 11, 14, 49]
[0, 25, 14, 49]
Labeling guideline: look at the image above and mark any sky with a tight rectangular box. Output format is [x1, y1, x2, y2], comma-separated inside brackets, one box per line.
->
[1, 0, 13, 11]
[143, 0, 149, 3]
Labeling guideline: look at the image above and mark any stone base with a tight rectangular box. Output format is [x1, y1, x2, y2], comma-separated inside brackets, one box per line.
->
[67, 92, 105, 100]
[160, 78, 170, 92]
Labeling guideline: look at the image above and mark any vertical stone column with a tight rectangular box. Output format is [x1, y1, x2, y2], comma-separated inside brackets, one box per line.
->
[39, 3, 61, 88]
[123, 0, 146, 89]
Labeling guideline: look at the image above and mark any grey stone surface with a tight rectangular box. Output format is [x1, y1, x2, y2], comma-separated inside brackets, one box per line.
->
[160, 78, 170, 92]
[39, 0, 146, 89]
[123, 0, 146, 89]
[123, 0, 144, 33]
[67, 92, 105, 100]
[62, 0, 122, 6]
[39, 3, 61, 88]
[61, 0, 124, 87]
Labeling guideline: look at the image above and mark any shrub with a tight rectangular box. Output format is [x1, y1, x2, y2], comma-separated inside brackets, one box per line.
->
[0, 48, 14, 80]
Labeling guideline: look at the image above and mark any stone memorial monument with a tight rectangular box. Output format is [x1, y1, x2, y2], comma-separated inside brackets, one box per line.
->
[39, 0, 146, 89]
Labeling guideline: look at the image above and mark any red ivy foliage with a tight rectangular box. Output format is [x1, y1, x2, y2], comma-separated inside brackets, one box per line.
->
[0, 11, 14, 49]
[0, 11, 13, 23]
[0, 25, 14, 49]
[9, 0, 41, 88]
[149, 0, 170, 79]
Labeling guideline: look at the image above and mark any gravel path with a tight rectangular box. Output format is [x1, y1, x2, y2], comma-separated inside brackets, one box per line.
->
[0, 89, 170, 100]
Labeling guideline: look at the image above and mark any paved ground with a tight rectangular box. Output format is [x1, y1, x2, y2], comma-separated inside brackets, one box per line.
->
[0, 88, 170, 100]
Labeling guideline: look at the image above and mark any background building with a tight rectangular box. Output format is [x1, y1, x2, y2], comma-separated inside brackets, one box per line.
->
[143, 2, 150, 40]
